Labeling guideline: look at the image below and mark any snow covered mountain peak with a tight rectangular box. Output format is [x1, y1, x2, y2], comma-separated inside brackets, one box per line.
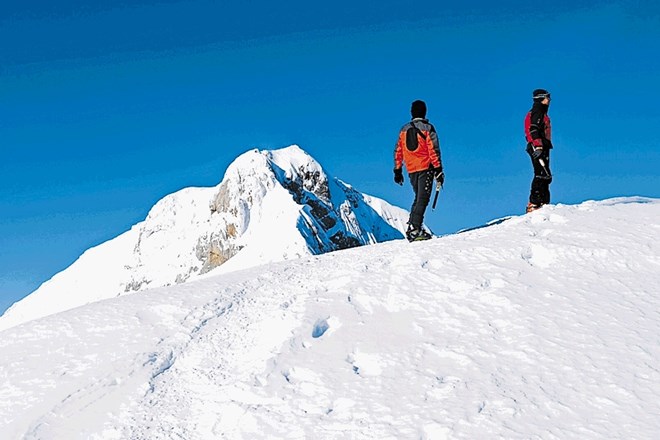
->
[0, 145, 408, 331]
[207, 145, 332, 234]
[218, 145, 326, 196]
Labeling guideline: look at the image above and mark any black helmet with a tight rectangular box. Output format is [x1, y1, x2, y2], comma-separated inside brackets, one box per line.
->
[533, 89, 551, 101]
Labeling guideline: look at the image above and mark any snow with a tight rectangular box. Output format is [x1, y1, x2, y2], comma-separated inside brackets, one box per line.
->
[1, 197, 659, 439]
[0, 145, 409, 332]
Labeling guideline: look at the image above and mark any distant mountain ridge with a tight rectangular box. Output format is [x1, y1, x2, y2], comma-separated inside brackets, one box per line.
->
[0, 145, 409, 331]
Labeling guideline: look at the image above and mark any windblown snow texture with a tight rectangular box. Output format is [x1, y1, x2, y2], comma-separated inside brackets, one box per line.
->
[1, 198, 659, 439]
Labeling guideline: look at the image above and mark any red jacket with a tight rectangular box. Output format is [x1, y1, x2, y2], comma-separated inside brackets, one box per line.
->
[394, 118, 442, 173]
[525, 102, 552, 149]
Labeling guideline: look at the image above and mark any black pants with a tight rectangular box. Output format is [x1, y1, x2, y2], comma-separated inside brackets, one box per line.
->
[408, 170, 434, 228]
[527, 145, 552, 206]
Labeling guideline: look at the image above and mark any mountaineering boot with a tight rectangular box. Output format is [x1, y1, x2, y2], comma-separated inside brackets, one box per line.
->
[526, 202, 541, 213]
[406, 225, 432, 242]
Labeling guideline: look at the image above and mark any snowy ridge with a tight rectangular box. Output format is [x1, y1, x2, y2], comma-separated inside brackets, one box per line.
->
[0, 145, 409, 331]
[1, 198, 659, 439]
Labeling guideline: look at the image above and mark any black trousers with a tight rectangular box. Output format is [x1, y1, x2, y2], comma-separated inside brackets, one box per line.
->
[408, 169, 434, 228]
[527, 145, 552, 206]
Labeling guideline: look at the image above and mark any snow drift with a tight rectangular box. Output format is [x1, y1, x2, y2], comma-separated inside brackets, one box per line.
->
[1, 197, 659, 439]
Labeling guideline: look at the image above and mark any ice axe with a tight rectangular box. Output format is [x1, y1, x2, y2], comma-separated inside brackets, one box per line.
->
[538, 158, 551, 177]
[432, 180, 443, 210]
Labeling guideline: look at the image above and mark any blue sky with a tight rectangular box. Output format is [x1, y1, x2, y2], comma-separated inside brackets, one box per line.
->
[2, 0, 659, 314]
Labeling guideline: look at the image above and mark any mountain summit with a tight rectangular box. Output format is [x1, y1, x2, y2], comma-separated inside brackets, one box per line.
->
[1, 198, 659, 438]
[0, 145, 408, 331]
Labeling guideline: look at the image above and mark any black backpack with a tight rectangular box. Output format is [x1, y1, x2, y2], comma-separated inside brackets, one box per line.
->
[405, 121, 426, 151]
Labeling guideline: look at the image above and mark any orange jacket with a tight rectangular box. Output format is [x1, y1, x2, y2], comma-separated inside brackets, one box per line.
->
[394, 118, 442, 173]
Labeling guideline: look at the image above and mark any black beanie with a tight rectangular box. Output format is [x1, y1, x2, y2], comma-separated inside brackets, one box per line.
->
[533, 89, 550, 102]
[411, 100, 427, 119]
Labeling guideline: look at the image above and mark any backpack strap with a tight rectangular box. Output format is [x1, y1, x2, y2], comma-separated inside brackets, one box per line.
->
[405, 121, 426, 152]
[410, 120, 426, 139]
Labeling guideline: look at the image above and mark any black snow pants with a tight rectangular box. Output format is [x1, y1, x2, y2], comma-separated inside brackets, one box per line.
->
[527, 145, 552, 206]
[408, 169, 434, 228]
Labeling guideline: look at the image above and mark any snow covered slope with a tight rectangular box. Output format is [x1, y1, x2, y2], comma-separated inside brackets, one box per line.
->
[0, 145, 409, 331]
[1, 198, 659, 439]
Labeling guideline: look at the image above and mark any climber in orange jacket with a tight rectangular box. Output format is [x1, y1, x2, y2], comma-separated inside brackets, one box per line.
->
[393, 100, 444, 241]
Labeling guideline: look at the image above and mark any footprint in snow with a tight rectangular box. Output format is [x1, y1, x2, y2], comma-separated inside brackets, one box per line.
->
[312, 319, 330, 338]
[347, 350, 383, 376]
[312, 316, 341, 339]
[521, 244, 555, 268]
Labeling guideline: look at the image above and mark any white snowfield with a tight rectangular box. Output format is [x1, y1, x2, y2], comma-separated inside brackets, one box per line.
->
[1, 198, 659, 439]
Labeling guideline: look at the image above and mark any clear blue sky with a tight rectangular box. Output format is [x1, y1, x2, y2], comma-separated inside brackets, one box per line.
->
[2, 0, 659, 314]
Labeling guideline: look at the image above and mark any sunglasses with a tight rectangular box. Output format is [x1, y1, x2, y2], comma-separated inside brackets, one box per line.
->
[535, 93, 551, 101]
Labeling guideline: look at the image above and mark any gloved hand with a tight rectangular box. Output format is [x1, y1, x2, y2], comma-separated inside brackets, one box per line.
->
[432, 167, 444, 186]
[532, 147, 543, 159]
[435, 170, 445, 186]
[393, 168, 404, 185]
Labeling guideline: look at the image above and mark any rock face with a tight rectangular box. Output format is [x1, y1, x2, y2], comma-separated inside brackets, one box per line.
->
[0, 145, 409, 330]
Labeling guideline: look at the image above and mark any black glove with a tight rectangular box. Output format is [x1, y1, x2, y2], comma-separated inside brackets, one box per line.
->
[435, 170, 445, 186]
[393, 168, 404, 185]
[532, 147, 543, 159]
[431, 166, 444, 186]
